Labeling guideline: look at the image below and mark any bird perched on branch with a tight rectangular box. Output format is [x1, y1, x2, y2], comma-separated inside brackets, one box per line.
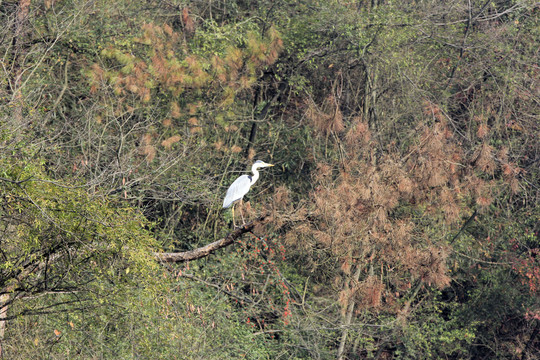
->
[223, 160, 274, 227]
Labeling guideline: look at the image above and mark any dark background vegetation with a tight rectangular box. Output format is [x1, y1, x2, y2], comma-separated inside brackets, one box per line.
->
[1, 0, 538, 358]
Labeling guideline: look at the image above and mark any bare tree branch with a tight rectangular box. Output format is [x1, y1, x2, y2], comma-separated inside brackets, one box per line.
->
[154, 214, 269, 263]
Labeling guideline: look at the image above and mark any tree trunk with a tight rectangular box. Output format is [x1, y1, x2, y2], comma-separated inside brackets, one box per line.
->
[10, 0, 31, 124]
[337, 264, 362, 360]
[244, 81, 286, 158]
[0, 294, 9, 358]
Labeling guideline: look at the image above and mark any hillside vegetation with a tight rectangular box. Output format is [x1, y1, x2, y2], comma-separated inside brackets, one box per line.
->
[1, 1, 538, 359]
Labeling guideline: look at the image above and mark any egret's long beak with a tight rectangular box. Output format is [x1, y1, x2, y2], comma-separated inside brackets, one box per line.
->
[266, 163, 274, 167]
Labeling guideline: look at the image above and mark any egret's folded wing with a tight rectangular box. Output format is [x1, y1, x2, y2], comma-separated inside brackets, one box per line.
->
[223, 175, 252, 208]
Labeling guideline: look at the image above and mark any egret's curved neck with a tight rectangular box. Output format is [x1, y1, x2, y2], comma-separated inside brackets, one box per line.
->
[250, 164, 261, 185]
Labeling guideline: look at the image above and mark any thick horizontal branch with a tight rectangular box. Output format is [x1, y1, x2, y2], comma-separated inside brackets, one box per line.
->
[154, 215, 269, 263]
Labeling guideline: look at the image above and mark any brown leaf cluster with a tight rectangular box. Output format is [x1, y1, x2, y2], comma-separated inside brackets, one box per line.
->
[270, 185, 308, 231]
[161, 135, 181, 149]
[284, 104, 518, 314]
[473, 143, 496, 175]
[422, 100, 445, 122]
[306, 95, 344, 135]
[390, 243, 452, 290]
[356, 275, 384, 310]
[140, 132, 156, 162]
[89, 22, 284, 135]
[182, 7, 195, 34]
[345, 116, 371, 147]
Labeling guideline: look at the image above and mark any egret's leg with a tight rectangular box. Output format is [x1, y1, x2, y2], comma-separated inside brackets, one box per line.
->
[232, 204, 237, 228]
[239, 199, 246, 225]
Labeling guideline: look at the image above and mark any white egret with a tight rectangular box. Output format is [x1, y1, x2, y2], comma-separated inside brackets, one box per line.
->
[223, 160, 274, 227]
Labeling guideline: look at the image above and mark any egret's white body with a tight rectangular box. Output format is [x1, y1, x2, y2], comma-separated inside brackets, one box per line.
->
[223, 160, 273, 227]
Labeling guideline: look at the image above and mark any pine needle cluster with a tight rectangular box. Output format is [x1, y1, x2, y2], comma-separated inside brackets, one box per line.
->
[85, 22, 283, 162]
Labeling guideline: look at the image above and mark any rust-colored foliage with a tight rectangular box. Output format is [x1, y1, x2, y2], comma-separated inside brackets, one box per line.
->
[306, 95, 345, 135]
[86, 22, 283, 142]
[141, 132, 156, 162]
[161, 135, 181, 149]
[359, 275, 384, 309]
[511, 246, 540, 294]
[278, 99, 513, 316]
[182, 7, 195, 35]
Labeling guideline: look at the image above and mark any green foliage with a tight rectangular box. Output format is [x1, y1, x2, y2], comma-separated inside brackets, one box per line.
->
[395, 297, 477, 359]
[0, 132, 161, 355]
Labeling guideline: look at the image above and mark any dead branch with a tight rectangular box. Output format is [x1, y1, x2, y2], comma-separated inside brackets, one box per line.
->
[154, 214, 269, 263]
